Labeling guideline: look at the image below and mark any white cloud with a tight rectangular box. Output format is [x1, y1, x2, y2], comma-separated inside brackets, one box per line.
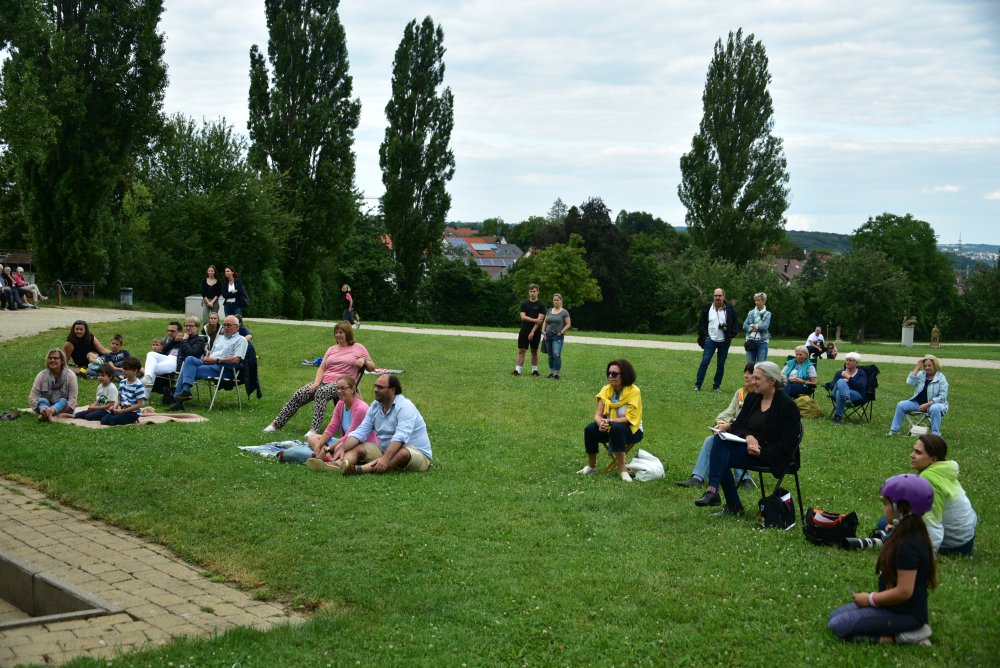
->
[155, 0, 1000, 243]
[921, 185, 962, 194]
[985, 191, 1000, 201]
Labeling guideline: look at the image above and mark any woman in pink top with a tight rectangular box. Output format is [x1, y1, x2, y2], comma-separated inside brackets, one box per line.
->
[263, 321, 375, 436]
[310, 375, 377, 461]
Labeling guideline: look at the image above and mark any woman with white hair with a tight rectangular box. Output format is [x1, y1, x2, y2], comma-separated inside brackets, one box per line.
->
[828, 352, 868, 425]
[782, 345, 817, 398]
[13, 266, 46, 305]
[695, 361, 801, 516]
[888, 356, 949, 437]
[742, 292, 771, 363]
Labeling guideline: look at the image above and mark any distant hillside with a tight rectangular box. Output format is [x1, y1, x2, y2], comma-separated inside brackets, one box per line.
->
[785, 231, 851, 254]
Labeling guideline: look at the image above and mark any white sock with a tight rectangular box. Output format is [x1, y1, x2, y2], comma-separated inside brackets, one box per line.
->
[531, 366, 538, 372]
[515, 365, 522, 373]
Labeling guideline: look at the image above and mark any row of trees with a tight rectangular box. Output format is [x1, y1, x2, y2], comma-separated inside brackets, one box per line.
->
[1, 2, 454, 320]
[4, 12, 996, 341]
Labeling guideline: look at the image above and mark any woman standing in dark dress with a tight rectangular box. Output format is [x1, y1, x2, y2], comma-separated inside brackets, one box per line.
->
[222, 266, 249, 317]
[201, 265, 222, 326]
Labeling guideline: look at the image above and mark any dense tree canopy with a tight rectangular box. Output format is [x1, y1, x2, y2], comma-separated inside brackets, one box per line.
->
[380, 16, 456, 299]
[247, 0, 361, 314]
[678, 28, 790, 266]
[0, 0, 167, 286]
[850, 213, 955, 336]
[814, 248, 911, 343]
[511, 236, 601, 310]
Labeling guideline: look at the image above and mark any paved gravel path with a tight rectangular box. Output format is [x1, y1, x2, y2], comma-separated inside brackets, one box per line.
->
[3, 307, 998, 369]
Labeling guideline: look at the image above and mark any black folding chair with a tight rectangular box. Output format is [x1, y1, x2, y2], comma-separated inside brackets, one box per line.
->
[736, 421, 805, 523]
[824, 364, 880, 423]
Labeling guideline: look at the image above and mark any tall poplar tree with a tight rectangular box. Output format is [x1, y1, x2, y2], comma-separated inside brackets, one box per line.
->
[248, 0, 361, 310]
[380, 16, 455, 298]
[678, 29, 789, 266]
[0, 0, 166, 286]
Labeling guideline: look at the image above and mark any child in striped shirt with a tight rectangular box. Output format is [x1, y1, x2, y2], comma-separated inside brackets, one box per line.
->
[100, 357, 145, 426]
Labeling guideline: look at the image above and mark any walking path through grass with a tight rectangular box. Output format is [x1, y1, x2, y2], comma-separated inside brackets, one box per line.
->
[2, 307, 997, 369]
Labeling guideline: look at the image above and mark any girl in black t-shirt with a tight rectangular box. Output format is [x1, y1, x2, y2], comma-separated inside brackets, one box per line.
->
[828, 474, 938, 645]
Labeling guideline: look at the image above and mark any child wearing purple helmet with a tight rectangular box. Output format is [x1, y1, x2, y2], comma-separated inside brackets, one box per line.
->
[828, 474, 938, 645]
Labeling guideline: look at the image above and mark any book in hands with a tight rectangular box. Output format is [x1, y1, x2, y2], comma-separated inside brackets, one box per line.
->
[709, 427, 747, 443]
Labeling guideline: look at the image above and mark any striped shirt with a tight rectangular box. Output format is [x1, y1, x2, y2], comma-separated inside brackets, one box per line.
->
[118, 378, 145, 409]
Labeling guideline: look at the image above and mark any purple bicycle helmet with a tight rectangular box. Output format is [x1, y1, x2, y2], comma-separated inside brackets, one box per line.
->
[880, 474, 934, 516]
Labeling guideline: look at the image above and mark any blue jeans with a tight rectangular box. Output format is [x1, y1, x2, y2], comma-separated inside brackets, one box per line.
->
[890, 400, 944, 435]
[692, 435, 745, 483]
[100, 411, 140, 426]
[695, 338, 730, 390]
[547, 335, 564, 373]
[279, 445, 315, 464]
[827, 603, 921, 641]
[584, 422, 643, 454]
[745, 341, 768, 364]
[35, 397, 69, 415]
[706, 435, 757, 509]
[75, 409, 110, 421]
[831, 379, 862, 418]
[783, 382, 813, 398]
[177, 357, 223, 393]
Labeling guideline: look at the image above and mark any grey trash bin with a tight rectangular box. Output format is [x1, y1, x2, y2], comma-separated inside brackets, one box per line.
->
[120, 287, 134, 307]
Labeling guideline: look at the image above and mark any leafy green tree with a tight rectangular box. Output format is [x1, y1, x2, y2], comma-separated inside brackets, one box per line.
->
[133, 115, 294, 313]
[337, 213, 405, 322]
[0, 0, 167, 287]
[814, 248, 910, 343]
[850, 213, 955, 337]
[678, 28, 790, 266]
[380, 16, 455, 299]
[418, 255, 511, 327]
[247, 0, 361, 309]
[547, 198, 569, 225]
[959, 262, 1000, 341]
[511, 236, 601, 310]
[480, 217, 507, 238]
[564, 198, 629, 329]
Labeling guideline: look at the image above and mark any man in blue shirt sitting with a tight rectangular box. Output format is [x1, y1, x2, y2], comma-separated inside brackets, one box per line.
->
[316, 373, 432, 475]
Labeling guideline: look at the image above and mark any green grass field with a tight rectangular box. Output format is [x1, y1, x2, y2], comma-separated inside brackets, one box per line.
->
[1, 319, 997, 667]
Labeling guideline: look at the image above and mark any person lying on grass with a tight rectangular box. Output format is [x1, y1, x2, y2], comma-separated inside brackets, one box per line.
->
[306, 373, 431, 475]
[828, 474, 937, 646]
[276, 375, 377, 464]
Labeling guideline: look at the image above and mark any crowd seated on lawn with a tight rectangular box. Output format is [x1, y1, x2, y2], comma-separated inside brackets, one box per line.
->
[140, 318, 206, 400]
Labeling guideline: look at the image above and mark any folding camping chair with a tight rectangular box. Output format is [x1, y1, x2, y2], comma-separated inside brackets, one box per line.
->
[824, 364, 880, 423]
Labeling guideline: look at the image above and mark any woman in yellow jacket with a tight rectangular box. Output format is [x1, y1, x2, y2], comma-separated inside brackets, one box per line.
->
[578, 359, 643, 482]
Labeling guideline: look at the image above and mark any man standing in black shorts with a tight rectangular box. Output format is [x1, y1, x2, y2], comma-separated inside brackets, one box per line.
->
[513, 284, 546, 376]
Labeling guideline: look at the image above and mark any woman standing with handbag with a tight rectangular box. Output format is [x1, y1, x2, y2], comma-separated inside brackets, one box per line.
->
[543, 293, 571, 380]
[742, 292, 771, 363]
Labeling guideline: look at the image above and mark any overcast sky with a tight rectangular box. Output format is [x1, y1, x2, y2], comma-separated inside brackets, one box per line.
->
[160, 0, 1000, 244]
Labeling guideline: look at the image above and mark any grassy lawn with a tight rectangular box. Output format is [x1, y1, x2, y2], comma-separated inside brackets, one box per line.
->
[1, 319, 997, 666]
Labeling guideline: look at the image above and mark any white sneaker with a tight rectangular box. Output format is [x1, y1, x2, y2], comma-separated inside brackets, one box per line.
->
[304, 430, 317, 438]
[895, 624, 932, 646]
[577, 466, 596, 475]
[262, 424, 276, 433]
[620, 471, 633, 482]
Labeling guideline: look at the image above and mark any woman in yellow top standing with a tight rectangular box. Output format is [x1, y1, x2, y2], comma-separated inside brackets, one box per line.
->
[578, 359, 643, 482]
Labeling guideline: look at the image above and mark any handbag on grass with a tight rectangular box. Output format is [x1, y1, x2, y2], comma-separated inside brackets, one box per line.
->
[758, 486, 796, 530]
[802, 507, 859, 546]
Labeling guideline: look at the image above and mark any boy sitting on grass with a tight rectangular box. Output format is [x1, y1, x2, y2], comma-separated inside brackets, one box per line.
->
[100, 357, 145, 426]
[74, 364, 119, 421]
